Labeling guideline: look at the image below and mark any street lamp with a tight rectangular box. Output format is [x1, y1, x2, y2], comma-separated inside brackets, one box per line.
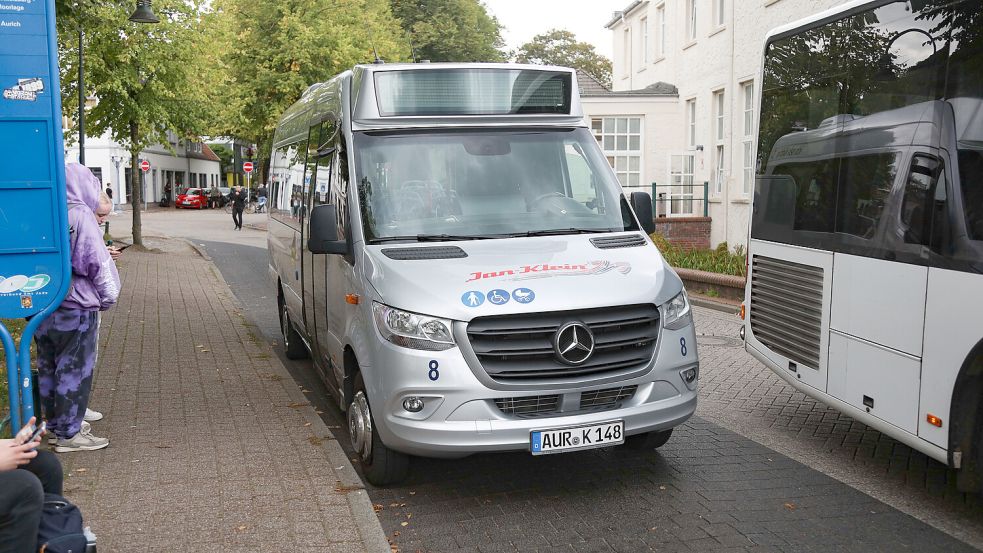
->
[77, 1, 160, 165]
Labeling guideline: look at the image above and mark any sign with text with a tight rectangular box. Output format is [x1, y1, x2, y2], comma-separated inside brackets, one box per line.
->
[0, 0, 70, 428]
[0, 0, 69, 319]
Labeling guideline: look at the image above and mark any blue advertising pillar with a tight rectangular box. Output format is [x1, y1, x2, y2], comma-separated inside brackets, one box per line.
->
[0, 0, 71, 431]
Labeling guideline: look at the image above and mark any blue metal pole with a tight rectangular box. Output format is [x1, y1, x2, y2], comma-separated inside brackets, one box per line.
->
[1, 322, 20, 431]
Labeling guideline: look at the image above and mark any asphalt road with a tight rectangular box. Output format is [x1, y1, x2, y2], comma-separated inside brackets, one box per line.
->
[197, 238, 979, 553]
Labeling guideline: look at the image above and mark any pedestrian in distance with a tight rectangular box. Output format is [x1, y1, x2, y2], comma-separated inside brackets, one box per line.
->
[209, 184, 221, 209]
[230, 184, 247, 230]
[255, 183, 268, 213]
[0, 417, 64, 553]
[35, 163, 121, 453]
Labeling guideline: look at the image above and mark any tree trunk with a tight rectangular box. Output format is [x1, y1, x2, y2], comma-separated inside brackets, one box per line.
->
[130, 120, 143, 247]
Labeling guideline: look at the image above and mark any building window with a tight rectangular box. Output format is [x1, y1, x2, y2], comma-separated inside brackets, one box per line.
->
[713, 89, 725, 194]
[641, 17, 649, 65]
[713, 0, 725, 28]
[686, 99, 696, 148]
[686, 0, 697, 42]
[670, 154, 695, 215]
[592, 117, 642, 188]
[623, 28, 631, 76]
[656, 5, 666, 57]
[742, 80, 755, 194]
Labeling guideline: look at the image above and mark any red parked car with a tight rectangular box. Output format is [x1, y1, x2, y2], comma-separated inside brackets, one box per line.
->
[175, 188, 208, 209]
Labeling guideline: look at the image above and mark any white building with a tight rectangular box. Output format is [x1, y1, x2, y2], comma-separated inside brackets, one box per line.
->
[601, 0, 847, 248]
[66, 131, 222, 207]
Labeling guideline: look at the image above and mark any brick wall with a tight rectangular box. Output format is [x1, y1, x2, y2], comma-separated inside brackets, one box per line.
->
[653, 216, 711, 250]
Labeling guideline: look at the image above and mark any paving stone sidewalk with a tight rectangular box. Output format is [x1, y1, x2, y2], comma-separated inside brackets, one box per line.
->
[56, 240, 389, 552]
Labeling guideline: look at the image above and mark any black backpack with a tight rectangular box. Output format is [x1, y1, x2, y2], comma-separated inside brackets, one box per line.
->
[37, 493, 93, 553]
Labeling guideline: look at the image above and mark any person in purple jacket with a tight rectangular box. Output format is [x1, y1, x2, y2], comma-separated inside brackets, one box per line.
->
[35, 163, 121, 453]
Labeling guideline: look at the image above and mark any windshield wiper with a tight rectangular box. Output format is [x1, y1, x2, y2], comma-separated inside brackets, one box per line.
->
[370, 234, 499, 243]
[513, 228, 617, 237]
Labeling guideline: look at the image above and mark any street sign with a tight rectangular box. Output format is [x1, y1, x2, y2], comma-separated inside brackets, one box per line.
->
[140, 159, 150, 172]
[243, 161, 254, 174]
[0, 0, 72, 429]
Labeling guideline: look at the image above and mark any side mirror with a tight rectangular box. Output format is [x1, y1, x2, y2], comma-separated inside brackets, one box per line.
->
[630, 192, 656, 234]
[308, 204, 347, 255]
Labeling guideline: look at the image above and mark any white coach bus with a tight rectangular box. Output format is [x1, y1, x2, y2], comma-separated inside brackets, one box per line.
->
[744, 0, 983, 491]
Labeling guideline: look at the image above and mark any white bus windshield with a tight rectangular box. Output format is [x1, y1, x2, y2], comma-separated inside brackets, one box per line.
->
[751, 0, 983, 272]
[353, 128, 638, 242]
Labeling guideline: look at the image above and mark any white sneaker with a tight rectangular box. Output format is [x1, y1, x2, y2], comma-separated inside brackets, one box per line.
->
[55, 423, 109, 453]
[84, 408, 104, 422]
[48, 421, 92, 446]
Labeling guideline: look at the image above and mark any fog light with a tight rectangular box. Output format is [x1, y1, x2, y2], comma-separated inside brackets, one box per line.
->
[403, 397, 425, 413]
[682, 368, 697, 383]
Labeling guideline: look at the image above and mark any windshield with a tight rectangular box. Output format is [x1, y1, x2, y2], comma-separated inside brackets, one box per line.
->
[353, 128, 638, 242]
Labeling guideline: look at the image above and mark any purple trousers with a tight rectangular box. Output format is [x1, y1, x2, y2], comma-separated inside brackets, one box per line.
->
[35, 308, 100, 439]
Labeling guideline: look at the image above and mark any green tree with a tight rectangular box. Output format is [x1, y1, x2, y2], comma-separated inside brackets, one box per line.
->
[514, 29, 612, 88]
[58, 0, 218, 246]
[208, 0, 410, 180]
[391, 0, 505, 62]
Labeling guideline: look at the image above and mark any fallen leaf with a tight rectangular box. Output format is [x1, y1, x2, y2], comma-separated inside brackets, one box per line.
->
[389, 503, 399, 508]
[783, 502, 796, 511]
[201, 349, 210, 353]
[659, 485, 666, 490]
[236, 525, 247, 531]
[373, 504, 384, 513]
[301, 389, 311, 393]
[393, 531, 400, 537]
[303, 422, 312, 427]
[287, 402, 309, 408]
[75, 468, 87, 473]
[400, 522, 408, 527]
[408, 491, 416, 495]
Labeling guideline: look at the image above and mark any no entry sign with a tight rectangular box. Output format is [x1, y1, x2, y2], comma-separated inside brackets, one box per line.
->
[243, 161, 254, 174]
[140, 159, 150, 172]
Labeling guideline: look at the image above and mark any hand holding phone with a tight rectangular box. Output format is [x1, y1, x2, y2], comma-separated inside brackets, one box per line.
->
[14, 417, 43, 446]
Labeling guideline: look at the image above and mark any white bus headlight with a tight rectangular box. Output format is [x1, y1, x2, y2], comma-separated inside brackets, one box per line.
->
[663, 290, 692, 330]
[373, 302, 456, 351]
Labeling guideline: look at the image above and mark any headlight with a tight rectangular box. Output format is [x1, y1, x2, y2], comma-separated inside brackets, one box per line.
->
[663, 290, 692, 330]
[372, 302, 456, 351]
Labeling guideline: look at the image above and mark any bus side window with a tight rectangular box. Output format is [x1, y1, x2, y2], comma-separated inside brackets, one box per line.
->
[901, 155, 946, 248]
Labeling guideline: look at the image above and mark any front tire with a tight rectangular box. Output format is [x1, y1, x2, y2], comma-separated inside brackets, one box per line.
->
[349, 373, 409, 486]
[623, 428, 673, 450]
[280, 299, 308, 360]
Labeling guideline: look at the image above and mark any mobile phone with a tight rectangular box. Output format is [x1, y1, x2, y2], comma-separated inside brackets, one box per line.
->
[28, 421, 46, 442]
[116, 243, 132, 251]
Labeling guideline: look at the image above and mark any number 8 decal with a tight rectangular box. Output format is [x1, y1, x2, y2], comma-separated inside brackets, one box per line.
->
[428, 360, 440, 381]
[680, 337, 687, 356]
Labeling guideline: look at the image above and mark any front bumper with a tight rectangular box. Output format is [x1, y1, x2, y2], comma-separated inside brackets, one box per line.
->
[364, 320, 700, 458]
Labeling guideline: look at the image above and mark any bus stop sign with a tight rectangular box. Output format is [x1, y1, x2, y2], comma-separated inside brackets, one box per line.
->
[0, 0, 71, 430]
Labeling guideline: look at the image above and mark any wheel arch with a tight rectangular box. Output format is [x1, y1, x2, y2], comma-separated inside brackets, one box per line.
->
[950, 337, 983, 492]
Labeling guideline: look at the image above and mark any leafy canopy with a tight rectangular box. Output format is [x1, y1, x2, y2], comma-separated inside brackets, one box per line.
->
[390, 0, 505, 62]
[57, 0, 216, 151]
[514, 29, 612, 88]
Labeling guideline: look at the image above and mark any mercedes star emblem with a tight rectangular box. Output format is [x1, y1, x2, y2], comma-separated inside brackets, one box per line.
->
[553, 322, 595, 365]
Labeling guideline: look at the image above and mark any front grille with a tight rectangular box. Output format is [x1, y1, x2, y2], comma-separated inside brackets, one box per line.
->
[494, 395, 559, 417]
[467, 304, 660, 382]
[749, 255, 823, 369]
[580, 385, 637, 410]
[493, 385, 638, 418]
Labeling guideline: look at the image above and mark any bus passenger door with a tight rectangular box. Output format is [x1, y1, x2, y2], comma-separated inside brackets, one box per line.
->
[826, 154, 943, 435]
[308, 152, 334, 374]
[325, 138, 353, 389]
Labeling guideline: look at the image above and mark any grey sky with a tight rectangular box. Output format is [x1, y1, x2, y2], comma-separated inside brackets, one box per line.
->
[482, 0, 628, 59]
